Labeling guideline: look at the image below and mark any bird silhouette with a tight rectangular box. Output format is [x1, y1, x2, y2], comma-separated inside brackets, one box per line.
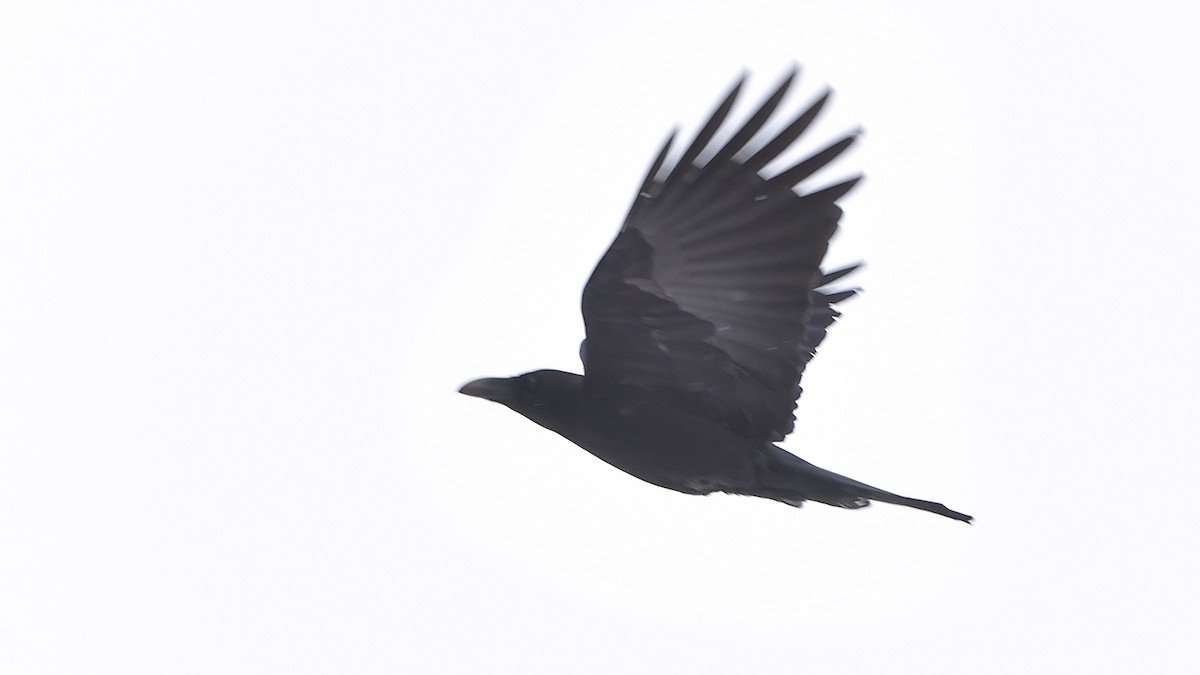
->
[461, 68, 972, 523]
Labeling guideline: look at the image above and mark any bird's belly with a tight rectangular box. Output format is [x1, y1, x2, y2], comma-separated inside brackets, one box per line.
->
[550, 401, 759, 495]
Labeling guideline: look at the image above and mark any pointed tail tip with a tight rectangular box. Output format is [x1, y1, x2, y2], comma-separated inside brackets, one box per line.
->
[930, 503, 974, 524]
[876, 494, 974, 524]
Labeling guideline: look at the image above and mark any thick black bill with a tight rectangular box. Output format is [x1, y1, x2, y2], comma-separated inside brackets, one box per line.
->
[458, 377, 510, 401]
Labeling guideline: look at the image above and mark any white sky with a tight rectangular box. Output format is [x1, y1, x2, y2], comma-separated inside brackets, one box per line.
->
[3, 1, 1198, 673]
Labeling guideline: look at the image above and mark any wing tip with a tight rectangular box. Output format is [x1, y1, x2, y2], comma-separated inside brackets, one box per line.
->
[802, 175, 863, 203]
[819, 262, 863, 286]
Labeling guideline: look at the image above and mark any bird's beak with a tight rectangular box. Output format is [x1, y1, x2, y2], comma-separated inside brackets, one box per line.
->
[458, 377, 510, 401]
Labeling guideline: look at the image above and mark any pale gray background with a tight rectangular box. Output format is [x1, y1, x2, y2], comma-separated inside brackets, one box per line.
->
[3, 1, 1197, 673]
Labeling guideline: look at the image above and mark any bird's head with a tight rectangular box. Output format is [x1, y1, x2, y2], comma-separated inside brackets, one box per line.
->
[458, 369, 584, 421]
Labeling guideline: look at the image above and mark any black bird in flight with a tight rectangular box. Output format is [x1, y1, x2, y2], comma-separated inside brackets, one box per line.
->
[460, 68, 972, 523]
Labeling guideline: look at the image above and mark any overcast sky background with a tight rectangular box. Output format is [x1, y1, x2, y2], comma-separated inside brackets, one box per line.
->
[3, 1, 1198, 673]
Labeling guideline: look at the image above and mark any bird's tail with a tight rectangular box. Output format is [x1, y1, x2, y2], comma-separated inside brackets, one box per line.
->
[758, 446, 973, 523]
[859, 490, 973, 523]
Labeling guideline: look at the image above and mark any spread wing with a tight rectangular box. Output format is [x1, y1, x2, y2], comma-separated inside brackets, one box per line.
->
[580, 68, 860, 443]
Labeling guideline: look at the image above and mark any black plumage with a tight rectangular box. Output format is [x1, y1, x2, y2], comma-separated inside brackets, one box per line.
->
[460, 68, 972, 523]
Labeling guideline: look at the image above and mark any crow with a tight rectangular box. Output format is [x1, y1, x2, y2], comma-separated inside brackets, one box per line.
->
[460, 68, 972, 523]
